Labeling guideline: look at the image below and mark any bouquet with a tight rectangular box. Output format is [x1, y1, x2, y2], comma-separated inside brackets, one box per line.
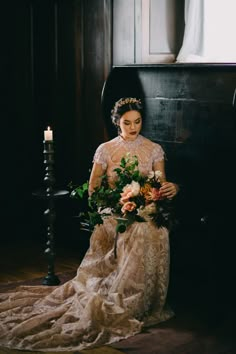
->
[70, 154, 173, 234]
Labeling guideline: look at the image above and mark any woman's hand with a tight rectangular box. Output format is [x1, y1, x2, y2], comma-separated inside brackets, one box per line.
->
[160, 182, 179, 199]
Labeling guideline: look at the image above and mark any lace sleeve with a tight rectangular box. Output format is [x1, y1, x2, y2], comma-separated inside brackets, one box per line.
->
[152, 143, 165, 164]
[92, 143, 108, 170]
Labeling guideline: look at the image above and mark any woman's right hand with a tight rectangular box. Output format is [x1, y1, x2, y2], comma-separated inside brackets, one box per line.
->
[160, 181, 179, 199]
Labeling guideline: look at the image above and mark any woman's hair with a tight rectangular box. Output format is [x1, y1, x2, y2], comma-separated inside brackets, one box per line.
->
[111, 97, 143, 133]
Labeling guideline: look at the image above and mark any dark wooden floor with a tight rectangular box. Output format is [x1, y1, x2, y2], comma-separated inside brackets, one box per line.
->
[0, 239, 81, 284]
[0, 236, 122, 354]
[0, 236, 236, 354]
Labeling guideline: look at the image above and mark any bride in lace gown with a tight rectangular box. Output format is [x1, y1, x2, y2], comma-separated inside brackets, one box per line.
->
[0, 97, 179, 352]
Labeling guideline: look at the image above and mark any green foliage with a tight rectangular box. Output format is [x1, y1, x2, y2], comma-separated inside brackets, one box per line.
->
[69, 153, 174, 232]
[70, 182, 89, 199]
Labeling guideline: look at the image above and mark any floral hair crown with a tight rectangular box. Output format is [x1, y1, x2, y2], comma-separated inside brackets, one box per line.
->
[114, 97, 142, 110]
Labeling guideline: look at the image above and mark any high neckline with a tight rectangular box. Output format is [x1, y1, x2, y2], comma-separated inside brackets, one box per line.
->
[117, 134, 143, 145]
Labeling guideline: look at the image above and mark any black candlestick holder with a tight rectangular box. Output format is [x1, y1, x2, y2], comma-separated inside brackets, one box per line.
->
[33, 140, 69, 286]
[42, 140, 60, 285]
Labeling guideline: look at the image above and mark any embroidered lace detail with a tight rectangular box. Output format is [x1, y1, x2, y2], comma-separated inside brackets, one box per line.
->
[0, 135, 173, 352]
[0, 217, 173, 352]
[93, 135, 165, 185]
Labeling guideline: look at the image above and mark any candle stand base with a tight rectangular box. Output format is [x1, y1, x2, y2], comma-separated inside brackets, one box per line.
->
[33, 189, 69, 286]
[42, 274, 60, 286]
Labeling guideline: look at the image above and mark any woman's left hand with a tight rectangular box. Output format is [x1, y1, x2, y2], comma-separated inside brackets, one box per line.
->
[160, 182, 179, 199]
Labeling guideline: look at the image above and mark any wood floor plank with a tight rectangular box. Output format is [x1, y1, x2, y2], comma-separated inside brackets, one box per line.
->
[0, 240, 81, 283]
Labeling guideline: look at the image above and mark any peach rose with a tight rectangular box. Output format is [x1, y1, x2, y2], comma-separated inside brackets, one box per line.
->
[146, 187, 162, 201]
[121, 201, 137, 214]
[120, 181, 140, 204]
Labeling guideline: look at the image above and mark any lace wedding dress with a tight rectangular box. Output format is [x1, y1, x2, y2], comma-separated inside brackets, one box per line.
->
[0, 135, 174, 352]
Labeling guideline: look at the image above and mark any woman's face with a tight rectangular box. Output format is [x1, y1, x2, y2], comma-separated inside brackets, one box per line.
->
[118, 110, 142, 141]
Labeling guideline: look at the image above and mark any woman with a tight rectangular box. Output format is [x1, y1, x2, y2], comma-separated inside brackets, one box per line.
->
[0, 97, 178, 352]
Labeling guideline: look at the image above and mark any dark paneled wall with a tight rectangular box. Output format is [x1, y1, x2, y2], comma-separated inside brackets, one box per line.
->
[1, 0, 112, 242]
[75, 0, 112, 179]
[103, 64, 236, 202]
[102, 64, 236, 308]
[103, 63, 236, 224]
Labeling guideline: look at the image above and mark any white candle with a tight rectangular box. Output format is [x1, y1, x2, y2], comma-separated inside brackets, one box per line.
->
[44, 126, 53, 141]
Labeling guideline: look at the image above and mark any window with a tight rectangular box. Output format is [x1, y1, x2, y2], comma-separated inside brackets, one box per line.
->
[177, 0, 236, 62]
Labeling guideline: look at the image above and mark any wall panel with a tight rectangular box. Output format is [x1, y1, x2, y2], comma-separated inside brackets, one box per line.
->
[1, 0, 112, 243]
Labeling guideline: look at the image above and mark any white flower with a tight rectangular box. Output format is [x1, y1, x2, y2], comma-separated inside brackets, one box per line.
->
[147, 170, 162, 180]
[122, 180, 140, 197]
[147, 171, 155, 179]
[98, 207, 112, 215]
[154, 170, 162, 179]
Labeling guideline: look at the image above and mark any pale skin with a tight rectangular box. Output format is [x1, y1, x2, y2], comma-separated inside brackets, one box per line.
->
[89, 110, 179, 198]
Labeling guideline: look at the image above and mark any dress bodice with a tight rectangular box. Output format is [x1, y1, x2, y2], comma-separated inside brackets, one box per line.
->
[93, 135, 165, 185]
